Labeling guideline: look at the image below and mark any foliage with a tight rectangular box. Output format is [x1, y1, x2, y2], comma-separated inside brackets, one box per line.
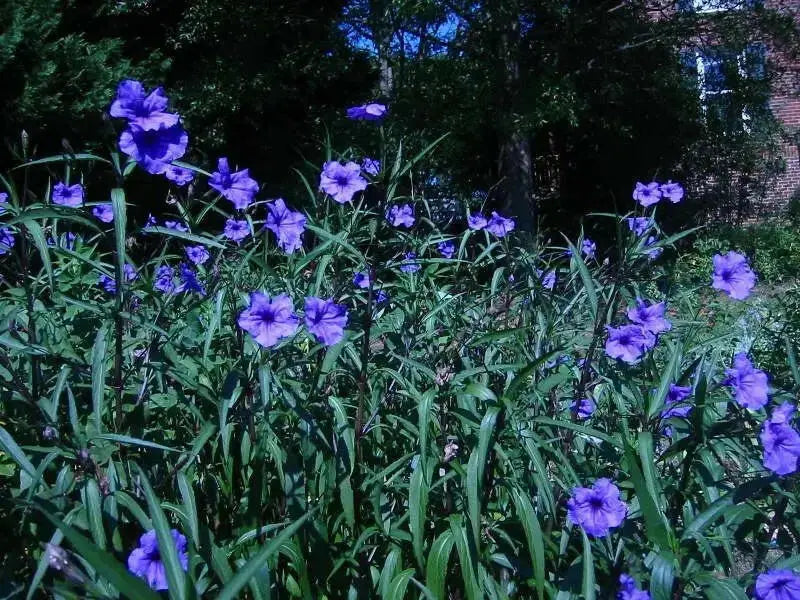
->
[1, 86, 800, 599]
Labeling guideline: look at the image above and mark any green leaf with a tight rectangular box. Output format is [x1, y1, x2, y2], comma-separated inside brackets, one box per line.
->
[425, 531, 454, 600]
[510, 487, 546, 600]
[83, 478, 106, 550]
[90, 326, 108, 433]
[216, 509, 317, 600]
[409, 461, 429, 572]
[91, 434, 178, 453]
[703, 579, 748, 600]
[623, 440, 670, 550]
[0, 426, 38, 481]
[581, 531, 596, 600]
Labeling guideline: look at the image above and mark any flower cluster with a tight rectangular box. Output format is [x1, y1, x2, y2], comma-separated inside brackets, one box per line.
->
[238, 293, 348, 348]
[605, 299, 670, 364]
[632, 179, 684, 206]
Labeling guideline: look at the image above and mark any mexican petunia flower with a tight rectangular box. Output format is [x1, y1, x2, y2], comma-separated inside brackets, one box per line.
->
[209, 158, 259, 210]
[661, 384, 693, 419]
[0, 192, 7, 214]
[346, 103, 387, 121]
[467, 212, 488, 230]
[165, 165, 194, 186]
[165, 220, 189, 232]
[537, 269, 556, 290]
[618, 574, 650, 600]
[185, 245, 209, 265]
[660, 180, 684, 203]
[223, 219, 250, 244]
[238, 292, 299, 348]
[605, 325, 654, 364]
[627, 217, 651, 237]
[375, 289, 389, 303]
[571, 397, 596, 420]
[127, 529, 188, 591]
[754, 569, 800, 600]
[566, 478, 627, 537]
[645, 236, 662, 260]
[582, 239, 597, 259]
[438, 241, 456, 259]
[319, 161, 367, 204]
[52, 183, 84, 207]
[386, 204, 415, 228]
[353, 272, 370, 289]
[633, 181, 661, 207]
[93, 204, 114, 223]
[486, 212, 515, 237]
[725, 353, 769, 410]
[760, 403, 800, 476]
[153, 265, 175, 294]
[627, 299, 671, 335]
[400, 252, 421, 273]
[304, 297, 348, 346]
[176, 263, 205, 296]
[119, 123, 188, 175]
[712, 251, 756, 300]
[110, 80, 180, 131]
[362, 158, 381, 176]
[98, 274, 116, 294]
[265, 198, 305, 253]
[0, 227, 15, 255]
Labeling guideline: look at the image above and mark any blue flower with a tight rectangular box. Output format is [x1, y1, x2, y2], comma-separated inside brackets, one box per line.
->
[362, 158, 381, 176]
[353, 272, 371, 289]
[660, 180, 684, 203]
[92, 204, 114, 223]
[618, 574, 650, 600]
[0, 227, 15, 255]
[627, 299, 671, 335]
[110, 80, 180, 131]
[127, 529, 188, 591]
[571, 397, 595, 420]
[209, 157, 259, 210]
[119, 123, 189, 175]
[633, 181, 661, 207]
[304, 297, 348, 346]
[176, 263, 205, 296]
[626, 217, 651, 236]
[185, 245, 210, 265]
[165, 220, 189, 232]
[154, 265, 175, 294]
[238, 292, 299, 348]
[346, 103, 387, 121]
[265, 198, 305, 253]
[582, 239, 596, 259]
[438, 241, 456, 258]
[400, 252, 421, 273]
[223, 218, 250, 244]
[319, 161, 368, 204]
[52, 182, 84, 207]
[165, 165, 194, 186]
[605, 325, 654, 364]
[386, 204, 415, 228]
[467, 213, 487, 230]
[486, 212, 515, 237]
[0, 192, 8, 214]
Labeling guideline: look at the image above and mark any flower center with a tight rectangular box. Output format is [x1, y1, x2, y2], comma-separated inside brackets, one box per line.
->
[589, 497, 604, 509]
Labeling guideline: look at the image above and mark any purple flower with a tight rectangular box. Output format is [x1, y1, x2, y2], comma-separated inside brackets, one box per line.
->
[712, 251, 756, 300]
[486, 212, 515, 237]
[176, 263, 205, 296]
[725, 353, 769, 410]
[605, 325, 654, 364]
[92, 204, 114, 223]
[353, 272, 370, 289]
[124, 264, 139, 281]
[209, 157, 259, 210]
[566, 478, 627, 537]
[571, 397, 596, 420]
[400, 252, 421, 273]
[127, 529, 188, 591]
[52, 183, 84, 207]
[627, 299, 671, 335]
[536, 269, 556, 290]
[754, 570, 800, 600]
[582, 239, 596, 259]
[362, 158, 381, 176]
[61, 232, 77, 250]
[627, 217, 651, 237]
[645, 236, 662, 260]
[438, 241, 456, 258]
[305, 297, 348, 346]
[0, 227, 15, 255]
[386, 204, 415, 228]
[633, 181, 662, 207]
[165, 220, 189, 232]
[660, 180, 684, 203]
[467, 213, 488, 230]
[165, 165, 194, 186]
[98, 274, 116, 294]
[0, 192, 8, 214]
[185, 245, 209, 265]
[238, 292, 299, 348]
[154, 265, 175, 294]
[618, 574, 650, 600]
[346, 103, 387, 121]
[661, 384, 693, 419]
[319, 161, 368, 204]
[376, 290, 389, 303]
[144, 214, 158, 228]
[110, 80, 180, 131]
[265, 198, 305, 253]
[760, 404, 800, 476]
[119, 123, 189, 175]
[223, 219, 250, 244]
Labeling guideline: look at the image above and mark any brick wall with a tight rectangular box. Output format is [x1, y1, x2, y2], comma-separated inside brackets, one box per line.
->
[763, 0, 800, 213]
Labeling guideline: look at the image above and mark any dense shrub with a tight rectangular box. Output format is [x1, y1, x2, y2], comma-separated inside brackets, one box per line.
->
[1, 82, 800, 600]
